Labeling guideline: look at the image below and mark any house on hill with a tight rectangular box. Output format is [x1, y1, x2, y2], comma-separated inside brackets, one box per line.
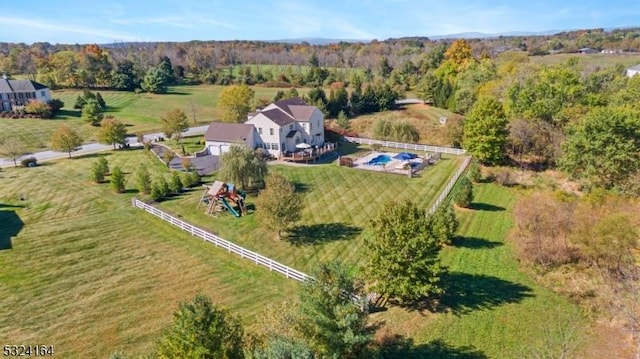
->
[204, 98, 326, 158]
[626, 64, 640, 78]
[0, 76, 51, 112]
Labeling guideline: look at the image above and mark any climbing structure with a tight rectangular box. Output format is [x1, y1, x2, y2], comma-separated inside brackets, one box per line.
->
[198, 181, 247, 217]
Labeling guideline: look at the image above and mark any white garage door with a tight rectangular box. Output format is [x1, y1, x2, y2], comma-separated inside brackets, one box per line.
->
[209, 145, 220, 155]
[220, 145, 230, 154]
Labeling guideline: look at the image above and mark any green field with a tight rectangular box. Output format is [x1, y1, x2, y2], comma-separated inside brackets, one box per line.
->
[0, 85, 309, 152]
[0, 150, 298, 357]
[529, 53, 640, 70]
[0, 145, 587, 358]
[372, 183, 586, 358]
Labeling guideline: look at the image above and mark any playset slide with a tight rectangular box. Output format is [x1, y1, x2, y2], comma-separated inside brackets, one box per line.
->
[221, 197, 241, 217]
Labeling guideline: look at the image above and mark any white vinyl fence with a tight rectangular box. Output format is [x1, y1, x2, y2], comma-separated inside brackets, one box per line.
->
[428, 156, 472, 214]
[343, 136, 466, 155]
[131, 198, 310, 282]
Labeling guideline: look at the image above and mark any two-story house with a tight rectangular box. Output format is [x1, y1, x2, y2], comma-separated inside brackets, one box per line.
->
[245, 98, 325, 157]
[0, 76, 51, 112]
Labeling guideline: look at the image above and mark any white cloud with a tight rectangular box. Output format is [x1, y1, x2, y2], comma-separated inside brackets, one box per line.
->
[0, 16, 140, 43]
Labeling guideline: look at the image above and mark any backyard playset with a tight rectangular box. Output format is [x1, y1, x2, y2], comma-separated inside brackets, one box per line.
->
[197, 181, 247, 217]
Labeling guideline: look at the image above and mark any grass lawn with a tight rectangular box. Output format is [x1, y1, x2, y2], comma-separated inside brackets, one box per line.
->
[347, 104, 463, 147]
[372, 183, 587, 358]
[528, 53, 640, 70]
[157, 153, 464, 272]
[0, 85, 309, 153]
[0, 150, 298, 358]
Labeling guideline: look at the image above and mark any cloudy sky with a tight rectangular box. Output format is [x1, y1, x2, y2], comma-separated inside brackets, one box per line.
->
[2, 0, 639, 44]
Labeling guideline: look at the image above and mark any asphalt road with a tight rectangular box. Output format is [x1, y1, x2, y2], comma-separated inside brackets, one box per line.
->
[0, 125, 209, 168]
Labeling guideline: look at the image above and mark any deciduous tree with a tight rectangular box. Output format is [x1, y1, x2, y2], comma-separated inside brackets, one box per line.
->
[155, 293, 244, 359]
[462, 97, 509, 165]
[255, 173, 303, 239]
[219, 145, 267, 190]
[97, 117, 127, 150]
[161, 108, 189, 141]
[0, 137, 27, 167]
[217, 84, 255, 123]
[50, 124, 82, 158]
[559, 107, 640, 191]
[366, 201, 446, 303]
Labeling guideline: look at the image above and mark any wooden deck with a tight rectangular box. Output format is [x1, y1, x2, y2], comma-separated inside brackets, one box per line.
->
[280, 143, 337, 162]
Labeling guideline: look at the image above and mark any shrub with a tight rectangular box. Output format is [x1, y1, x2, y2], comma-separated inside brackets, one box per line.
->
[181, 157, 191, 170]
[135, 166, 151, 194]
[336, 110, 350, 129]
[110, 166, 125, 193]
[24, 100, 52, 119]
[163, 150, 175, 167]
[169, 171, 183, 194]
[467, 161, 481, 183]
[454, 177, 473, 208]
[371, 143, 382, 152]
[489, 167, 516, 186]
[20, 157, 37, 167]
[150, 177, 170, 201]
[47, 99, 64, 113]
[91, 157, 109, 183]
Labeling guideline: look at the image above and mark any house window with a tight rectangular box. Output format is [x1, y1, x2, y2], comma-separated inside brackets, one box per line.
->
[269, 128, 274, 135]
[258, 127, 262, 134]
[310, 122, 312, 130]
[41, 90, 45, 97]
[281, 143, 285, 150]
[289, 124, 294, 130]
[273, 143, 279, 150]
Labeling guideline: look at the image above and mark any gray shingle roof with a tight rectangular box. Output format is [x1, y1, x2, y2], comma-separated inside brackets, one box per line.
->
[204, 122, 254, 142]
[0, 79, 48, 93]
[260, 108, 295, 126]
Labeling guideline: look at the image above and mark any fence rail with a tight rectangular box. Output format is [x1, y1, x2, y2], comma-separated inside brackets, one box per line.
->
[343, 136, 466, 155]
[428, 156, 472, 214]
[131, 198, 311, 282]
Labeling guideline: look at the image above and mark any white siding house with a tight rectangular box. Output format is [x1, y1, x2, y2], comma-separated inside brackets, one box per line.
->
[246, 98, 325, 157]
[0, 77, 51, 112]
[204, 122, 258, 156]
[626, 64, 640, 78]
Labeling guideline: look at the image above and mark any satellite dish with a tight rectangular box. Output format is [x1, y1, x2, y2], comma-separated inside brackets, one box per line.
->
[439, 117, 447, 125]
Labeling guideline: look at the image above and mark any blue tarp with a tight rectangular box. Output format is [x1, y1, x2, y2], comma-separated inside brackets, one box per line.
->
[393, 152, 418, 160]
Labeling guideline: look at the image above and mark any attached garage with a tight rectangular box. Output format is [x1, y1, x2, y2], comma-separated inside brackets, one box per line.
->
[203, 122, 258, 156]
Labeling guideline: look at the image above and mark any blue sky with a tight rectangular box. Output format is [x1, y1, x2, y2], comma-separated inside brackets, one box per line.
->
[2, 0, 639, 44]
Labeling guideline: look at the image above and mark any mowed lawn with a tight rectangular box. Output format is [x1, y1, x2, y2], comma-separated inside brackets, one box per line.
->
[372, 183, 586, 359]
[157, 154, 463, 272]
[0, 85, 309, 152]
[0, 150, 298, 358]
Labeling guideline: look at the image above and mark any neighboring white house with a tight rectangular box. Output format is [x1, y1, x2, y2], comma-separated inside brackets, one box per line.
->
[0, 76, 51, 112]
[246, 98, 325, 157]
[204, 122, 258, 156]
[626, 64, 640, 78]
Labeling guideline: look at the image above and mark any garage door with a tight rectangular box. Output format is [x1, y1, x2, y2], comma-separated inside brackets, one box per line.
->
[209, 145, 220, 155]
[220, 145, 230, 154]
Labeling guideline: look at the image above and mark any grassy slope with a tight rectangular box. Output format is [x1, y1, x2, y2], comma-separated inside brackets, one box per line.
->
[0, 150, 297, 358]
[373, 183, 584, 358]
[529, 53, 640, 69]
[348, 104, 462, 147]
[158, 155, 463, 272]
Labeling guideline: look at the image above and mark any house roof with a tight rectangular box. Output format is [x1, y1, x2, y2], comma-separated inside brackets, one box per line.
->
[204, 122, 254, 142]
[256, 97, 317, 126]
[0, 79, 48, 93]
[260, 108, 295, 126]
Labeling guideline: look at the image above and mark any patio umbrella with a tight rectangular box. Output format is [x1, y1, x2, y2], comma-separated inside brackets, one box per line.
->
[296, 143, 311, 149]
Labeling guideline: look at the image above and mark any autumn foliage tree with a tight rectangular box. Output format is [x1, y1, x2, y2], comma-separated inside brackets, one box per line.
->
[51, 124, 82, 158]
[97, 117, 127, 149]
[462, 97, 509, 165]
[218, 84, 255, 123]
